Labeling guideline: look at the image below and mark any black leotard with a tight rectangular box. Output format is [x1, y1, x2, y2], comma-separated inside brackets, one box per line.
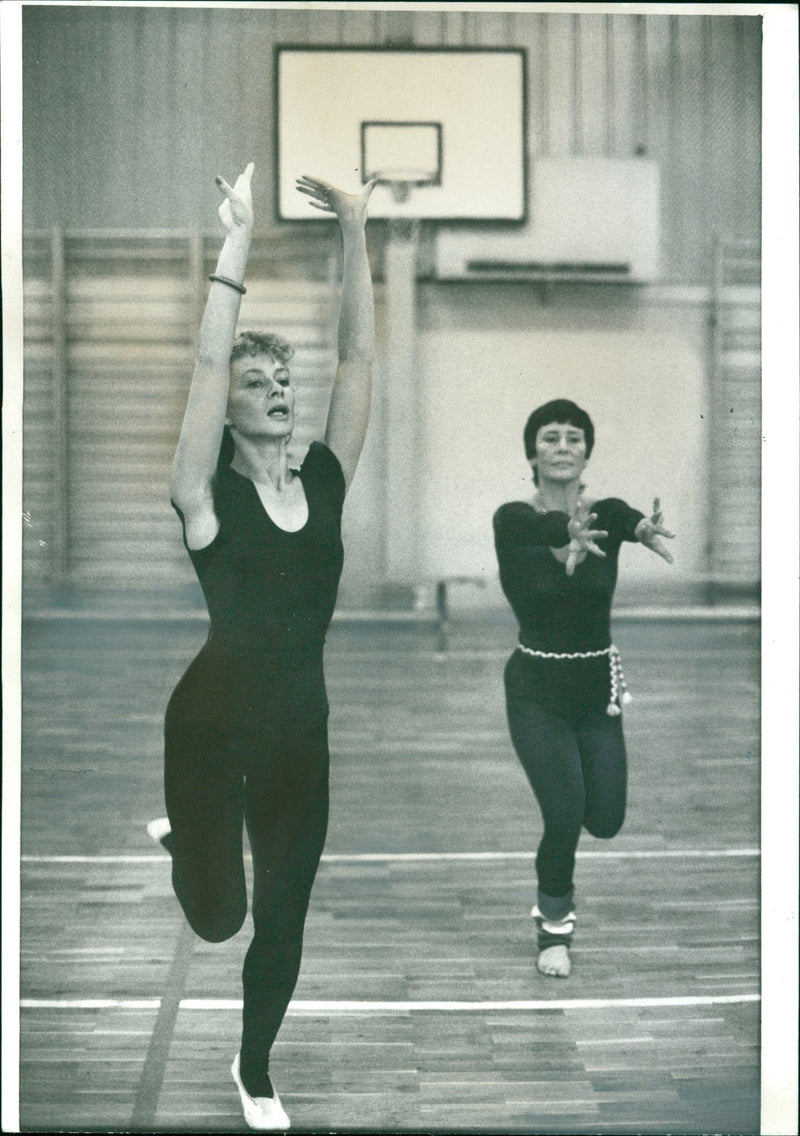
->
[164, 440, 345, 1095]
[179, 440, 345, 654]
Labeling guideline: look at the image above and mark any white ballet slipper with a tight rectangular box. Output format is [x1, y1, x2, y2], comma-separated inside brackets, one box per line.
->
[146, 817, 171, 846]
[231, 1052, 290, 1131]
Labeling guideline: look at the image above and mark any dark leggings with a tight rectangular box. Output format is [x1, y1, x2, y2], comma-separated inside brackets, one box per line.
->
[163, 641, 329, 1095]
[504, 654, 627, 918]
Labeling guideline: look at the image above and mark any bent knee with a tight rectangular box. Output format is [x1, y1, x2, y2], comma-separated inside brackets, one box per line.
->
[584, 814, 625, 840]
[171, 855, 247, 942]
[187, 902, 246, 943]
[176, 876, 245, 940]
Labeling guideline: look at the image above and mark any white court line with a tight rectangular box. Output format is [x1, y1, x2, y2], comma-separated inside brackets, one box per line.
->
[20, 848, 760, 865]
[21, 993, 760, 1013]
[21, 999, 162, 1010]
[23, 605, 760, 622]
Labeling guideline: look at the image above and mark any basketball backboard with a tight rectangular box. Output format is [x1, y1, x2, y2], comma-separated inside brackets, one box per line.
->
[275, 47, 526, 221]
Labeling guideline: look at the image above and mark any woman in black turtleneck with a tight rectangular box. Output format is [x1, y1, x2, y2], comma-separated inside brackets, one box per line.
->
[493, 399, 674, 979]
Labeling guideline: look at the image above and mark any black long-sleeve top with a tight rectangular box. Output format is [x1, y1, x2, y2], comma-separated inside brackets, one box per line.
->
[493, 498, 644, 654]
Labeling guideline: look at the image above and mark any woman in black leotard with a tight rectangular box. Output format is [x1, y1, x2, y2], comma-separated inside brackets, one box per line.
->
[152, 163, 375, 1130]
[493, 399, 674, 979]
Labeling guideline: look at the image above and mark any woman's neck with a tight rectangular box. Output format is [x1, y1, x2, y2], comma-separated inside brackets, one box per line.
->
[230, 435, 292, 490]
[534, 477, 583, 515]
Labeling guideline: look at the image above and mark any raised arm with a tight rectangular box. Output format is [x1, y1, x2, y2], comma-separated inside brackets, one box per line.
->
[296, 176, 376, 493]
[170, 163, 254, 548]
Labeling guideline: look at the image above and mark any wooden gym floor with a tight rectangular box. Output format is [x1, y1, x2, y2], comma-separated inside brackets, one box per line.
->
[17, 614, 760, 1133]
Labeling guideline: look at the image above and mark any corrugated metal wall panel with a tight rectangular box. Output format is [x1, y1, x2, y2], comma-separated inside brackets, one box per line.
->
[607, 14, 638, 156]
[576, 14, 610, 155]
[672, 17, 711, 281]
[22, 8, 761, 283]
[738, 18, 763, 242]
[708, 18, 743, 260]
[544, 12, 576, 158]
[513, 13, 547, 156]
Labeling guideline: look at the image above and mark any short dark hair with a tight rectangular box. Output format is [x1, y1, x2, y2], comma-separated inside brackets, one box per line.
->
[523, 399, 595, 461]
[230, 330, 294, 366]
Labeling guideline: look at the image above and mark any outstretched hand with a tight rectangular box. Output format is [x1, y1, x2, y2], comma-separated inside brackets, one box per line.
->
[565, 502, 608, 578]
[295, 175, 377, 229]
[216, 163, 254, 233]
[635, 497, 675, 564]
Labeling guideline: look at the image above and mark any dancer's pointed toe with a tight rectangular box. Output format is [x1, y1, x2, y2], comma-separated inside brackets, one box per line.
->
[231, 1052, 290, 1131]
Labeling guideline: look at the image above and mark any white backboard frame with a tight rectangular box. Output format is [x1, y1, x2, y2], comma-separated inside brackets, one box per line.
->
[275, 47, 527, 222]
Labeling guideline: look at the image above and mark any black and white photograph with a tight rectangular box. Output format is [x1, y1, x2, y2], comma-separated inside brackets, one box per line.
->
[2, 2, 797, 1133]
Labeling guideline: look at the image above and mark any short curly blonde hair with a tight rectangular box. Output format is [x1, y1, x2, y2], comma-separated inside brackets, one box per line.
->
[230, 331, 294, 365]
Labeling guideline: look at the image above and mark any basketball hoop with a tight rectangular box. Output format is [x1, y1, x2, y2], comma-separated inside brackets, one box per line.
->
[360, 120, 442, 212]
[368, 168, 438, 206]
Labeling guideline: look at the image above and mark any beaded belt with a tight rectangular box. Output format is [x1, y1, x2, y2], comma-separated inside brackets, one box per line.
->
[516, 642, 632, 717]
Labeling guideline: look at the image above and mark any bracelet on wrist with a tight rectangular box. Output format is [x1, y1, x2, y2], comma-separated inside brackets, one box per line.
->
[208, 274, 246, 295]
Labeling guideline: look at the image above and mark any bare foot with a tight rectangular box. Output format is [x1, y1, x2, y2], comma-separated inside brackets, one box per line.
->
[537, 944, 571, 977]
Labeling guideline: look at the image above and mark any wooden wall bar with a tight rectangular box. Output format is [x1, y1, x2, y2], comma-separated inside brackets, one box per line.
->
[22, 229, 339, 593]
[22, 7, 761, 283]
[22, 236, 57, 592]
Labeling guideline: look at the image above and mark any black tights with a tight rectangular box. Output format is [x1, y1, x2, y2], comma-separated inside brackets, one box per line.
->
[505, 690, 627, 917]
[164, 644, 329, 1097]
